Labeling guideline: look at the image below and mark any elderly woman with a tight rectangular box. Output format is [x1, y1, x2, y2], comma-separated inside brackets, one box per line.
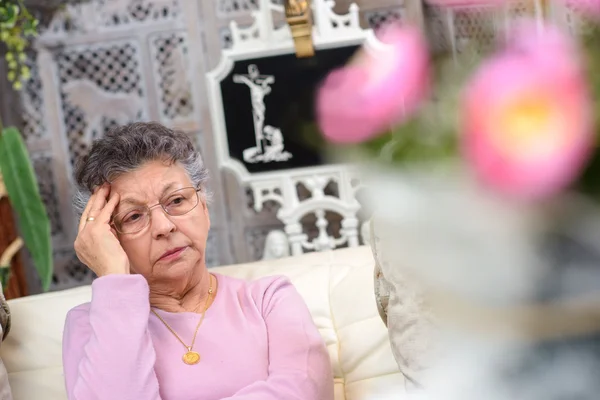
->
[62, 122, 333, 400]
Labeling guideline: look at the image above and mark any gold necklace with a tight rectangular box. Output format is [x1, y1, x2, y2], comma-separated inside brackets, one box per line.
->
[151, 274, 214, 365]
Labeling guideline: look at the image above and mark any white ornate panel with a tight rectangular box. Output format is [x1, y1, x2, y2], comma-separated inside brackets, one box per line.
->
[424, 1, 543, 56]
[31, 154, 64, 238]
[364, 7, 404, 30]
[205, 0, 377, 258]
[56, 40, 147, 168]
[218, 0, 260, 17]
[149, 31, 195, 125]
[20, 59, 47, 142]
[97, 0, 181, 28]
[23, 0, 218, 292]
[245, 168, 363, 255]
[51, 248, 95, 291]
[42, 0, 182, 37]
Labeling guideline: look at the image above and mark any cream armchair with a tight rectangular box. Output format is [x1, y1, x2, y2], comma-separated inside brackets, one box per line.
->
[1, 246, 405, 400]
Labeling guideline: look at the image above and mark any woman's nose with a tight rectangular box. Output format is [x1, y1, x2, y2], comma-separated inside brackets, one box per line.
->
[150, 207, 176, 238]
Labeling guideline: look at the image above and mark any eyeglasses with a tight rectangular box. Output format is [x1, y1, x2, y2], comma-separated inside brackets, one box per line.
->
[111, 187, 201, 234]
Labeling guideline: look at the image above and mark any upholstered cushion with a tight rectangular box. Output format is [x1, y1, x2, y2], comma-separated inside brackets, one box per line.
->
[370, 218, 436, 391]
[1, 246, 404, 400]
[0, 287, 12, 400]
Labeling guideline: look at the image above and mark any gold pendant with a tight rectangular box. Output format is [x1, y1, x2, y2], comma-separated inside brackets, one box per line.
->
[183, 351, 200, 365]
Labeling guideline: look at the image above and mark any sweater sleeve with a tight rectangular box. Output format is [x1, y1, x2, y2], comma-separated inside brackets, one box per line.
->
[62, 274, 162, 400]
[222, 276, 334, 400]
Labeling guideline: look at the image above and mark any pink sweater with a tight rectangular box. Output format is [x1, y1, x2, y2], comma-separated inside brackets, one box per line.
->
[62, 273, 334, 400]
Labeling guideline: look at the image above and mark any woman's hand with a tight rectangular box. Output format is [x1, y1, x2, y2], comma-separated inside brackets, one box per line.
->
[74, 184, 130, 277]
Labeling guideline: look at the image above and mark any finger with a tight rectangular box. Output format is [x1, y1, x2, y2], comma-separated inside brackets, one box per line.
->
[88, 185, 111, 220]
[98, 191, 120, 224]
[78, 187, 100, 233]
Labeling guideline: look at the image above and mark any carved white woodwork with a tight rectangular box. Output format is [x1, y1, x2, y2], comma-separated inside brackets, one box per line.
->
[313, 0, 360, 39]
[261, 230, 290, 260]
[360, 219, 370, 246]
[426, 1, 545, 58]
[228, 0, 371, 54]
[29, 0, 210, 291]
[149, 32, 196, 125]
[247, 167, 362, 255]
[42, 0, 183, 40]
[63, 79, 145, 145]
[206, 0, 376, 255]
[218, 0, 261, 18]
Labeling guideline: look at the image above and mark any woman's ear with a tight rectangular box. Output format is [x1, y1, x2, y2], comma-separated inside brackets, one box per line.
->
[200, 196, 210, 228]
[200, 196, 208, 212]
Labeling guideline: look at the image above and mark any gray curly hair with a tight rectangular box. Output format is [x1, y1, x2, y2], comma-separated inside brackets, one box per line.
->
[73, 122, 210, 218]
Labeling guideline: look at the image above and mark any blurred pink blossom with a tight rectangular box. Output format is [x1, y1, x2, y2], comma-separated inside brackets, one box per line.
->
[462, 23, 593, 200]
[316, 24, 430, 144]
[562, 0, 600, 17]
[503, 21, 580, 62]
[423, 0, 507, 8]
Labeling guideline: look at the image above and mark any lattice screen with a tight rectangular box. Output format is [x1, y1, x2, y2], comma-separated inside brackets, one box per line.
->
[220, 27, 234, 49]
[51, 248, 95, 291]
[97, 0, 181, 27]
[218, 0, 259, 17]
[364, 7, 404, 30]
[150, 31, 195, 124]
[56, 41, 146, 169]
[424, 2, 540, 55]
[424, 5, 450, 52]
[452, 7, 497, 50]
[19, 0, 209, 292]
[21, 58, 47, 142]
[31, 154, 64, 237]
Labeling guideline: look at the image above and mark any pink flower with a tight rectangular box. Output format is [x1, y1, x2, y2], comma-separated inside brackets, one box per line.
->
[462, 24, 593, 200]
[316, 24, 430, 144]
[562, 0, 600, 17]
[423, 0, 507, 8]
[503, 21, 580, 62]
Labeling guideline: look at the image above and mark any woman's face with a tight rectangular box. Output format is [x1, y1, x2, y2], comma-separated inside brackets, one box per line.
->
[109, 160, 210, 285]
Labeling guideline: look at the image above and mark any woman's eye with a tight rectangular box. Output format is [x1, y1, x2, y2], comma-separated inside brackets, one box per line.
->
[168, 196, 184, 206]
[123, 213, 142, 224]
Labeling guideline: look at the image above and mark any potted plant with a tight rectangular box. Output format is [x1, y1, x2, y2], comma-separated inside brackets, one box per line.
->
[0, 0, 53, 293]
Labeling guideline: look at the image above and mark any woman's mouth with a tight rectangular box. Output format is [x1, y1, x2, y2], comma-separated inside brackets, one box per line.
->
[159, 246, 187, 261]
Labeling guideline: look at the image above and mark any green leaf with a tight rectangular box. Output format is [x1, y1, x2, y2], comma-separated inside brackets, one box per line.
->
[0, 268, 10, 291]
[0, 4, 18, 28]
[0, 127, 53, 291]
[23, 18, 38, 37]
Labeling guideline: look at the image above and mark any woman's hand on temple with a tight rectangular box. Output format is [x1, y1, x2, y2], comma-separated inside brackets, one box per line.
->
[74, 184, 130, 277]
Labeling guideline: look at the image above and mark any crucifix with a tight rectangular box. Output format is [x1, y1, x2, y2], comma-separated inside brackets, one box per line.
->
[233, 65, 276, 157]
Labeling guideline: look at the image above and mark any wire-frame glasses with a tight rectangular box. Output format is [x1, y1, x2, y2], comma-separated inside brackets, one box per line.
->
[111, 187, 201, 234]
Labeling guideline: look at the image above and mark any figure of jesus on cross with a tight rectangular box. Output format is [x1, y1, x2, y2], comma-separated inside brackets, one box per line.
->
[233, 65, 275, 156]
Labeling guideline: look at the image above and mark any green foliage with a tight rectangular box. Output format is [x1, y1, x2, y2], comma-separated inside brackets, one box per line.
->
[0, 127, 52, 291]
[0, 0, 38, 90]
[355, 42, 486, 168]
[0, 267, 9, 289]
[568, 24, 600, 197]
